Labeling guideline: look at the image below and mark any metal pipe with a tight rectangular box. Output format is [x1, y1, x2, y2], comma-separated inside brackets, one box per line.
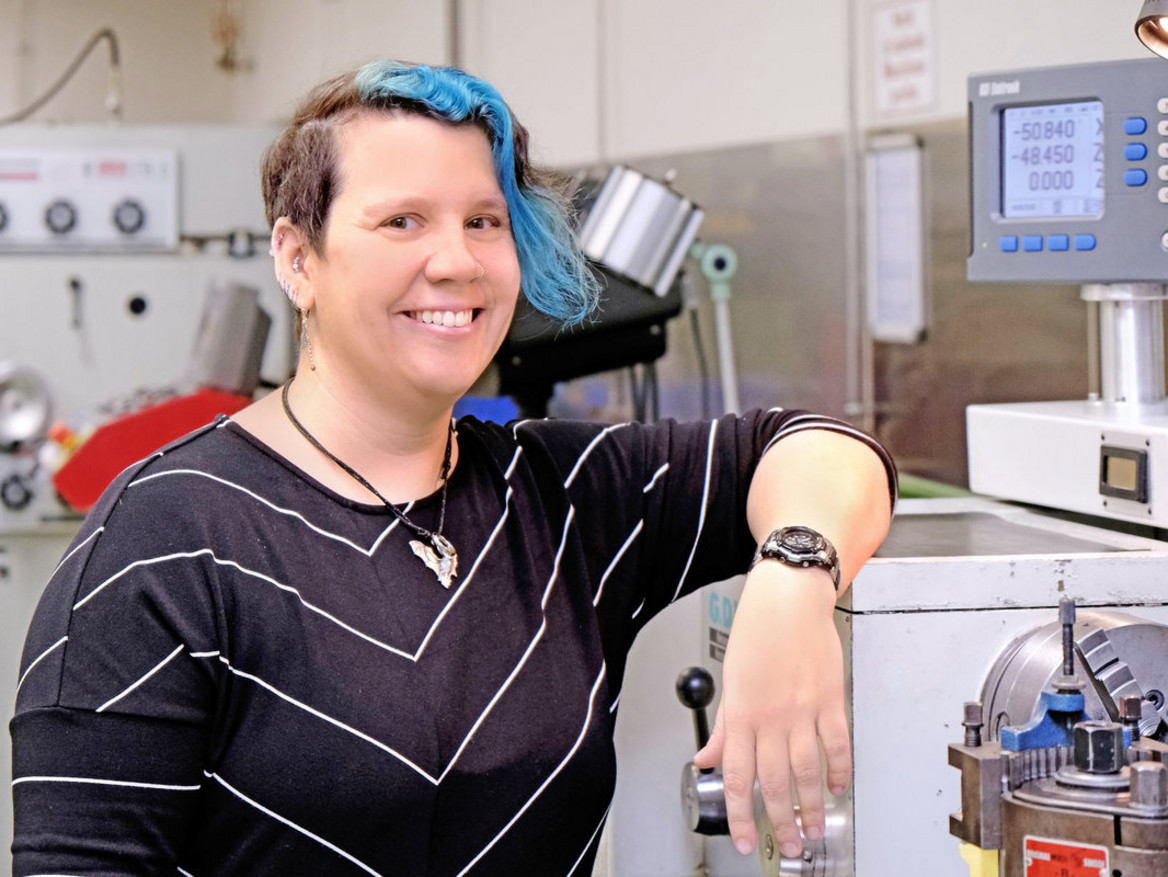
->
[843, 0, 873, 432]
[1083, 283, 1168, 406]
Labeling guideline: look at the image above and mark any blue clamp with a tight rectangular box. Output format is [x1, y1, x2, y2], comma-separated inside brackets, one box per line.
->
[1000, 688, 1087, 751]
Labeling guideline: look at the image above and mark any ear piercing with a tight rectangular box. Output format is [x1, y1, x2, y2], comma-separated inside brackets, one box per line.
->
[293, 256, 302, 274]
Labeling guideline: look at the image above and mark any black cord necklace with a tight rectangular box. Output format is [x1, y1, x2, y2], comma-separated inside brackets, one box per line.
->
[280, 380, 458, 589]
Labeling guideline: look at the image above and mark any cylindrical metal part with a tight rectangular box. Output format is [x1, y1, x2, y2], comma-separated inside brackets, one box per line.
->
[679, 763, 728, 835]
[1082, 283, 1168, 406]
[577, 165, 705, 296]
[1122, 695, 1145, 741]
[964, 702, 984, 747]
[1131, 761, 1168, 812]
[1060, 597, 1076, 681]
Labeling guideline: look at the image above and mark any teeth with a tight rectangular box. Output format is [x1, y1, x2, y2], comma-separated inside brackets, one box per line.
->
[414, 310, 473, 327]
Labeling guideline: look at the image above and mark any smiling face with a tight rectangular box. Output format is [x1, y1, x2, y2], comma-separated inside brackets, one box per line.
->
[299, 111, 521, 411]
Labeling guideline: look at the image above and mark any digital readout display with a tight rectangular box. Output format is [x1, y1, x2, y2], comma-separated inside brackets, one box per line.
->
[1001, 100, 1104, 218]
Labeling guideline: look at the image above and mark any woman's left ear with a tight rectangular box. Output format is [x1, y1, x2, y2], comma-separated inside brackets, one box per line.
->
[271, 218, 314, 311]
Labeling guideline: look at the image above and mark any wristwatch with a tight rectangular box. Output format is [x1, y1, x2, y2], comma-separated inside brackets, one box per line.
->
[749, 525, 841, 591]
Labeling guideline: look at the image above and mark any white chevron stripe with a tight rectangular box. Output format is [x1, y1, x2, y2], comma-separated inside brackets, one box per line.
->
[594, 521, 642, 608]
[15, 636, 67, 700]
[131, 469, 406, 555]
[643, 462, 669, 493]
[12, 775, 200, 792]
[72, 549, 416, 660]
[437, 615, 549, 784]
[49, 527, 104, 579]
[96, 644, 185, 713]
[413, 487, 512, 661]
[544, 506, 575, 610]
[455, 664, 608, 877]
[217, 658, 437, 784]
[504, 445, 523, 479]
[206, 770, 385, 877]
[564, 424, 628, 489]
[568, 803, 612, 876]
[671, 420, 717, 602]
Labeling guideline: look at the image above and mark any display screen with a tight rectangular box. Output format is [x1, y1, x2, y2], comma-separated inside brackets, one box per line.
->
[1001, 100, 1104, 218]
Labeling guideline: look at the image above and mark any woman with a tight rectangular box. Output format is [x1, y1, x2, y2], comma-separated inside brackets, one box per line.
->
[11, 61, 895, 875]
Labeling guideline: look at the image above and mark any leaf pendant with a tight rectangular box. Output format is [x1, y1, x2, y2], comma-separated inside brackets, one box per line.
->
[410, 535, 458, 589]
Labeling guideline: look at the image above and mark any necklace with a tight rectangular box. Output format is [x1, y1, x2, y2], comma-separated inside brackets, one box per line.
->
[280, 380, 458, 589]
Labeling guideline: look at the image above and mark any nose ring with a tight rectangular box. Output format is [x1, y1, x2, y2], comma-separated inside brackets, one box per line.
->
[476, 263, 485, 280]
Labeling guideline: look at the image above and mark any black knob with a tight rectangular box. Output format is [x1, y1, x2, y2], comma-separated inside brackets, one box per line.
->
[112, 198, 146, 235]
[0, 201, 8, 233]
[44, 199, 77, 235]
[676, 666, 715, 752]
[0, 473, 33, 511]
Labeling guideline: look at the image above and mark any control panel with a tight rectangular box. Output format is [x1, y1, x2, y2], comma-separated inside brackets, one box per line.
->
[969, 57, 1168, 283]
[0, 149, 179, 252]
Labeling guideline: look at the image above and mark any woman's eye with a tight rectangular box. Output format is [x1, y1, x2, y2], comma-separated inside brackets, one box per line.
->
[467, 216, 500, 230]
[385, 216, 417, 230]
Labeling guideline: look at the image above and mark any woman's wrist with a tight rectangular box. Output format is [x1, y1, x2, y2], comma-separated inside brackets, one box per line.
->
[740, 559, 839, 613]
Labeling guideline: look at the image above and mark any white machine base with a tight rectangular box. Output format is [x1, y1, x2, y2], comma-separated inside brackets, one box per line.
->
[967, 399, 1168, 527]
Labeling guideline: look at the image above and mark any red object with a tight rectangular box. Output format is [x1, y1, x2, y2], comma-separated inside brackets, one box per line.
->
[52, 388, 251, 512]
[1022, 835, 1109, 876]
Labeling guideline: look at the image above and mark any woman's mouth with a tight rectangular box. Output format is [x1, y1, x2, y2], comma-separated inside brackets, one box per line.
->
[409, 309, 475, 328]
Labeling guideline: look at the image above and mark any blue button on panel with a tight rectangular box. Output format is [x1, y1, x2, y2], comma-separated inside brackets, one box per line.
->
[1048, 234, 1070, 251]
[1126, 169, 1149, 186]
[1022, 235, 1044, 252]
[1075, 234, 1097, 251]
[1126, 117, 1149, 135]
[999, 236, 1019, 252]
[1126, 143, 1149, 160]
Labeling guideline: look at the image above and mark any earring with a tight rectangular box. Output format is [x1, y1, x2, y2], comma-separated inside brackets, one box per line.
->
[278, 275, 299, 307]
[293, 256, 302, 274]
[300, 308, 317, 372]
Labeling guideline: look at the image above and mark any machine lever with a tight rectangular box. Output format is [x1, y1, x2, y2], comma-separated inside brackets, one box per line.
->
[675, 666, 728, 835]
[675, 666, 715, 754]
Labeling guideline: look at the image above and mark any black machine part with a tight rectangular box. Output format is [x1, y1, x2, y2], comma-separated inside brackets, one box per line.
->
[494, 262, 683, 419]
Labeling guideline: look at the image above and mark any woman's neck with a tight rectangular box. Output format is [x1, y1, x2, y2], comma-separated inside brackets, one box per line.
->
[238, 372, 457, 505]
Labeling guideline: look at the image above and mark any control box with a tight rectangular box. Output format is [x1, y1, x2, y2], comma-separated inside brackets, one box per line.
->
[969, 58, 1168, 283]
[0, 149, 179, 252]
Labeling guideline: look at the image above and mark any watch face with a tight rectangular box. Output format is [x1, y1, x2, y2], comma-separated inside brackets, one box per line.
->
[781, 527, 822, 553]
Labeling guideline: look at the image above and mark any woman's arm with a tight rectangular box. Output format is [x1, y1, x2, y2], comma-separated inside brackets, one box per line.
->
[692, 427, 893, 858]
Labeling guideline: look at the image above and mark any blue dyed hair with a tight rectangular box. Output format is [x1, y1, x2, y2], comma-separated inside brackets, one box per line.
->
[261, 60, 598, 325]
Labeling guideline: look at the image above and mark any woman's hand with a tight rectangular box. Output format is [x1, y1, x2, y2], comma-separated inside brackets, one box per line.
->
[692, 561, 846, 859]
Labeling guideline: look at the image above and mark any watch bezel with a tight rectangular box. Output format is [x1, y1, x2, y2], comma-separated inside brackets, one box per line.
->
[750, 525, 841, 590]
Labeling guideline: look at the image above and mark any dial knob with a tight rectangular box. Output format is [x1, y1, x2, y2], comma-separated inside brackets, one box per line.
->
[112, 198, 146, 235]
[0, 473, 33, 511]
[44, 199, 77, 235]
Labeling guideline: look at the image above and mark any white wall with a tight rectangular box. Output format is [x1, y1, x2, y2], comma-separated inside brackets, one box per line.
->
[857, 0, 1149, 129]
[227, 0, 451, 123]
[0, 0, 232, 124]
[0, 1, 1158, 159]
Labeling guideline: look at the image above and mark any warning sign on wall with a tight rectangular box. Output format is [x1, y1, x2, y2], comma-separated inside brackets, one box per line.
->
[872, 0, 936, 119]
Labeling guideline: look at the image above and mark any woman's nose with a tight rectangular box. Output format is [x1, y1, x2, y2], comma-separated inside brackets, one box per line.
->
[424, 226, 481, 283]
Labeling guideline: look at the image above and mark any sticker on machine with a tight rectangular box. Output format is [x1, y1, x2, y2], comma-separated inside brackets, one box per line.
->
[1023, 835, 1108, 876]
